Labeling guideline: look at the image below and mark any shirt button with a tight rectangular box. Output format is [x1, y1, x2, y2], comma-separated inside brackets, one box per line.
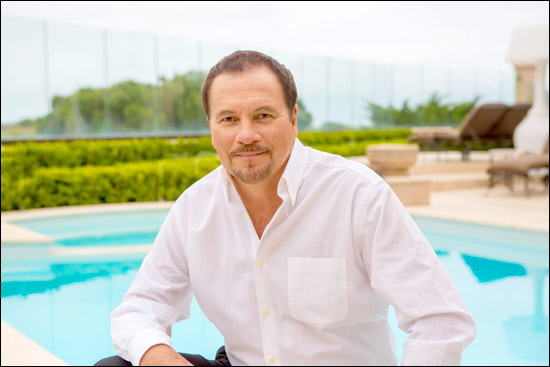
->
[262, 308, 270, 315]
[268, 356, 275, 363]
[257, 260, 263, 268]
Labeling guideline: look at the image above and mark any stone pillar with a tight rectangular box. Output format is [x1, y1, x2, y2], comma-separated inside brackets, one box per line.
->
[514, 64, 535, 104]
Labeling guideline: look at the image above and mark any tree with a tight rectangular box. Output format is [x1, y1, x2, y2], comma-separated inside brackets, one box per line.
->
[365, 92, 480, 127]
[297, 97, 313, 131]
[321, 121, 356, 131]
[12, 72, 314, 135]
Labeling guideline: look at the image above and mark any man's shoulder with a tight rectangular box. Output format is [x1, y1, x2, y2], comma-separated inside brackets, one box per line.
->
[305, 147, 383, 184]
[175, 165, 223, 203]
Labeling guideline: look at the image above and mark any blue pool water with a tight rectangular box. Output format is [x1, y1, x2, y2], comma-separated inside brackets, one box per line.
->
[1, 211, 548, 366]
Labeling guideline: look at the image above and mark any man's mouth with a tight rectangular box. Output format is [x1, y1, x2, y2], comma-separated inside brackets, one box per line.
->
[230, 146, 271, 159]
[234, 151, 266, 158]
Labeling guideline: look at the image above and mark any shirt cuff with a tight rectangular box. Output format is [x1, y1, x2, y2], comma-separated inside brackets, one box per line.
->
[401, 339, 463, 366]
[127, 328, 173, 366]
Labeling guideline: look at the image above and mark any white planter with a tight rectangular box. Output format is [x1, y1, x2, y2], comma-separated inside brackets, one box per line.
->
[513, 59, 549, 154]
[366, 144, 419, 176]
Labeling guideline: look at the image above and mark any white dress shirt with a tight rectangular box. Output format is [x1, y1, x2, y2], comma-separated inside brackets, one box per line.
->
[111, 138, 476, 366]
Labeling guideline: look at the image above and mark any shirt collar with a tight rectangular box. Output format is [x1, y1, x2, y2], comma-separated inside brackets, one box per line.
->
[219, 138, 308, 206]
[278, 138, 308, 206]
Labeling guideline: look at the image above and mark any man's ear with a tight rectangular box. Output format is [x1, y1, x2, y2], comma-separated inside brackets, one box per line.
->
[292, 104, 298, 137]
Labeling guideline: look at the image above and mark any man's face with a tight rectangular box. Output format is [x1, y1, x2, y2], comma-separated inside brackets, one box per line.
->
[208, 66, 298, 185]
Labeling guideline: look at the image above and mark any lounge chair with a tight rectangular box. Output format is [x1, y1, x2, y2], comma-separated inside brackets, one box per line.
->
[408, 103, 529, 160]
[484, 103, 531, 140]
[486, 136, 549, 195]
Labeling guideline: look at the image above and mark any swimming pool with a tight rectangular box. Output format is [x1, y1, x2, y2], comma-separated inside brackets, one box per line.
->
[1, 211, 548, 366]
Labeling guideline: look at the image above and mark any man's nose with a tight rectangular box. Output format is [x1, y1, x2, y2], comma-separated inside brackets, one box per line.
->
[236, 119, 261, 145]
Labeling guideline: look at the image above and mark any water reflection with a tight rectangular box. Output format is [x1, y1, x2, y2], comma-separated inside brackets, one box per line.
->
[502, 266, 549, 364]
[462, 255, 527, 283]
[1, 260, 142, 297]
[462, 255, 549, 364]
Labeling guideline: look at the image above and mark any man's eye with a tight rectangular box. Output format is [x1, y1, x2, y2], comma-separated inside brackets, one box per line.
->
[257, 114, 271, 119]
[221, 117, 236, 123]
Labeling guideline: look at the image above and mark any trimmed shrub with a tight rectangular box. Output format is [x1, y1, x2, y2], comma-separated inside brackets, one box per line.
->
[171, 136, 216, 157]
[1, 155, 220, 211]
[297, 129, 412, 146]
[0, 137, 218, 177]
[0, 129, 434, 211]
[1, 130, 411, 177]
[309, 138, 409, 157]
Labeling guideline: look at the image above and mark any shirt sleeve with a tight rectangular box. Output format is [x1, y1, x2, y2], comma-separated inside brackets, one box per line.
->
[110, 197, 193, 366]
[354, 180, 476, 366]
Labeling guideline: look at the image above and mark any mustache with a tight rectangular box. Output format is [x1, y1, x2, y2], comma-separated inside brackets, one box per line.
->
[229, 144, 271, 157]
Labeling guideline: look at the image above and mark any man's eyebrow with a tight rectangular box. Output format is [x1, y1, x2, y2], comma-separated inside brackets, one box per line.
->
[253, 106, 280, 114]
[214, 106, 280, 120]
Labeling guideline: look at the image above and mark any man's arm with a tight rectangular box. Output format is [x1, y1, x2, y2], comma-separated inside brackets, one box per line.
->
[355, 181, 476, 365]
[111, 201, 194, 365]
[140, 344, 193, 366]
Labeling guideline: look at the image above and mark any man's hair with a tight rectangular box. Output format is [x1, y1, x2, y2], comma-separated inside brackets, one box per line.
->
[202, 50, 297, 119]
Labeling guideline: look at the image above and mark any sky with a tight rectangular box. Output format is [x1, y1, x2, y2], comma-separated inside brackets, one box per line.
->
[1, 1, 549, 68]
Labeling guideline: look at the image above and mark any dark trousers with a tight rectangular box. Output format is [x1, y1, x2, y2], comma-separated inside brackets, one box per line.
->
[94, 346, 230, 366]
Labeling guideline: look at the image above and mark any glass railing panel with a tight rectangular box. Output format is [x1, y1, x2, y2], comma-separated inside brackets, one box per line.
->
[1, 16, 47, 135]
[372, 63, 394, 108]
[422, 65, 452, 105]
[268, 50, 313, 131]
[352, 62, 376, 128]
[393, 64, 424, 110]
[158, 35, 201, 77]
[269, 50, 303, 95]
[200, 41, 239, 74]
[45, 21, 104, 136]
[2, 15, 535, 140]
[477, 66, 509, 104]
[300, 54, 329, 130]
[448, 67, 476, 104]
[157, 36, 206, 133]
[364, 63, 394, 128]
[326, 57, 353, 130]
[500, 66, 516, 105]
[104, 29, 158, 134]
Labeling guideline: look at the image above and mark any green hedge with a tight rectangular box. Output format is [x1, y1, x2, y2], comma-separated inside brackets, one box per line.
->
[1, 137, 216, 177]
[172, 136, 215, 156]
[1, 129, 417, 211]
[2, 155, 220, 211]
[1, 131, 410, 176]
[297, 129, 412, 146]
[309, 138, 409, 157]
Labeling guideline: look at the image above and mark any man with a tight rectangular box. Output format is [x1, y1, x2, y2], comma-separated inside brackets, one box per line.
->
[96, 50, 475, 366]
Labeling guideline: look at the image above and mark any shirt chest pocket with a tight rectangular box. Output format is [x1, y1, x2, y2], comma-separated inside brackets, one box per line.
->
[287, 257, 348, 323]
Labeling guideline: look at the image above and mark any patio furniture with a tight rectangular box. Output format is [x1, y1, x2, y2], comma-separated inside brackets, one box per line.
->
[485, 103, 531, 140]
[486, 136, 549, 196]
[408, 103, 518, 161]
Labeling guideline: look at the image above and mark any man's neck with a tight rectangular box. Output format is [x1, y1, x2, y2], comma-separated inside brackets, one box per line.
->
[231, 173, 281, 206]
[231, 170, 285, 239]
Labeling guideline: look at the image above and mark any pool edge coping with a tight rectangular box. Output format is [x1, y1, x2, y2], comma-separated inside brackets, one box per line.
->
[1, 319, 68, 366]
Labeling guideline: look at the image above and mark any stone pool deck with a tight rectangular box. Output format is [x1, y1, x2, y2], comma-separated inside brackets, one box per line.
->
[1, 150, 548, 365]
[1, 320, 68, 366]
